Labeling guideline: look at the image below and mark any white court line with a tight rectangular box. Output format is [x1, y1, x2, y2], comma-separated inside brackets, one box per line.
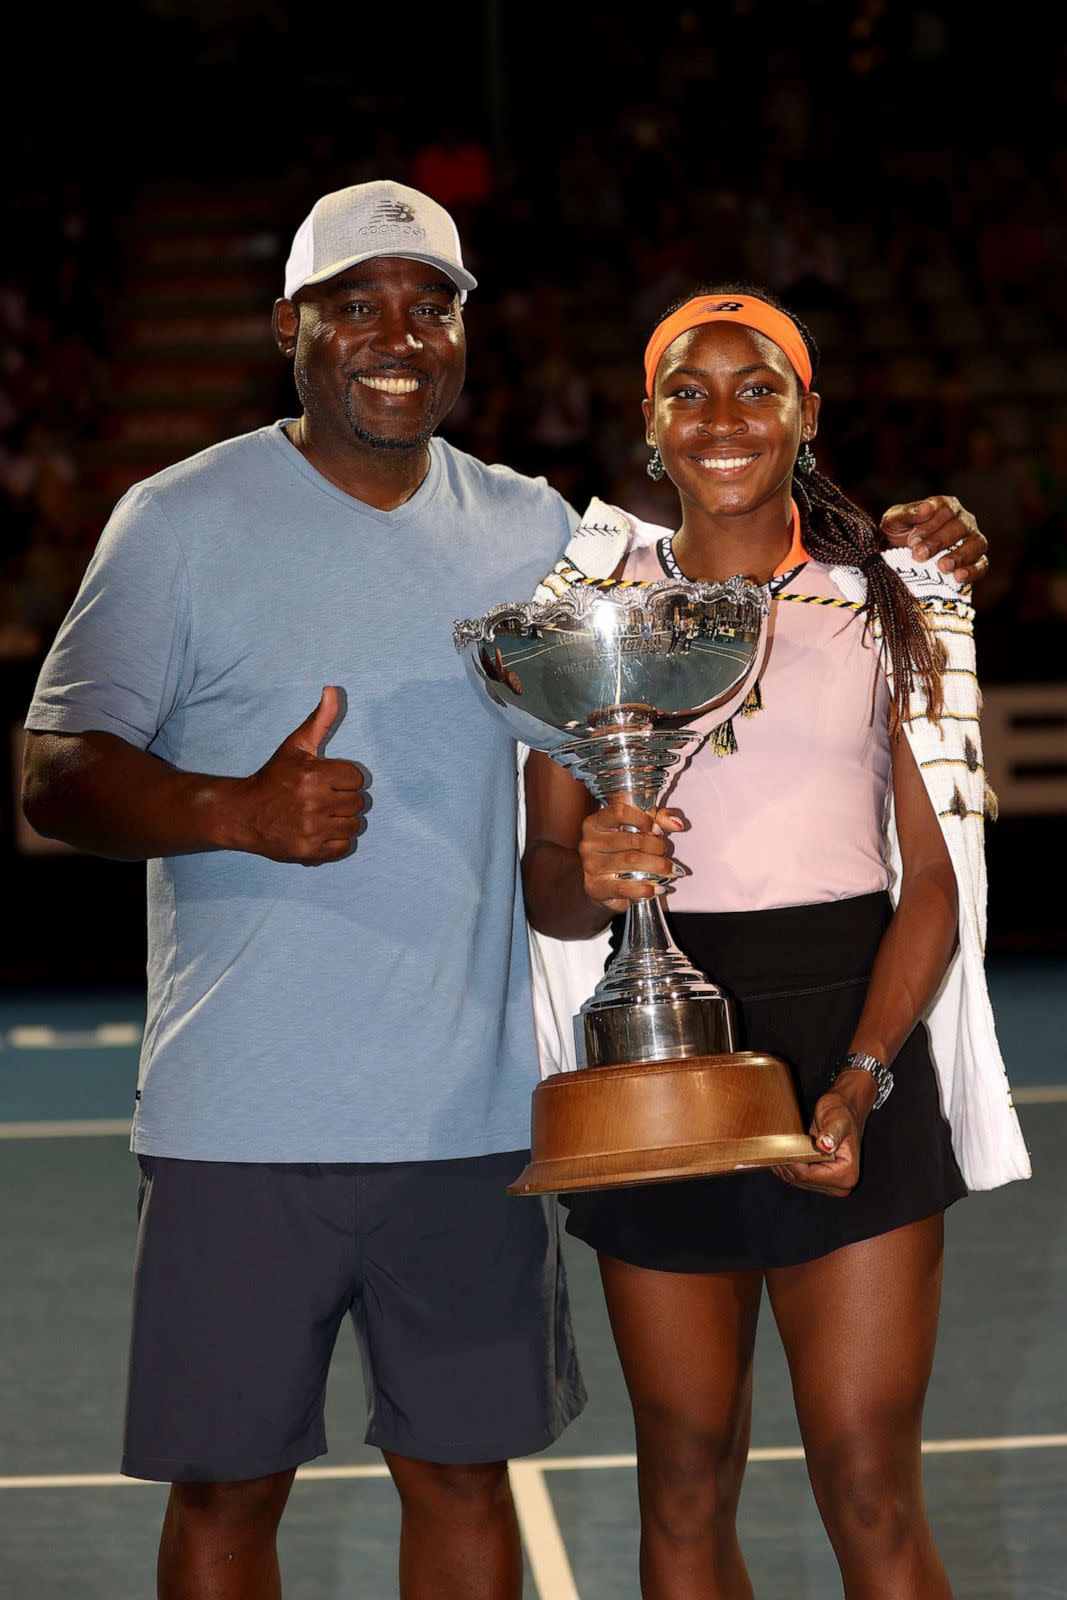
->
[6, 1023, 1063, 1082]
[2, 1088, 1067, 1139]
[510, 1463, 581, 1600]
[5, 1434, 1067, 1490]
[3, 1024, 143, 1049]
[0, 1119, 131, 1139]
[3, 1090, 1067, 1141]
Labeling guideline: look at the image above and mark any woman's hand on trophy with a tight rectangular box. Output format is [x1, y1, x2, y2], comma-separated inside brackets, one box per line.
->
[578, 800, 688, 914]
[772, 1073, 876, 1196]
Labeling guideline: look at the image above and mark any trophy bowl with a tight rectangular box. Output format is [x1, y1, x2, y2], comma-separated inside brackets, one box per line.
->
[454, 577, 827, 1194]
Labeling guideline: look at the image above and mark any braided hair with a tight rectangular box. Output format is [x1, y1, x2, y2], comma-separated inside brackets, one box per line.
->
[652, 283, 943, 732]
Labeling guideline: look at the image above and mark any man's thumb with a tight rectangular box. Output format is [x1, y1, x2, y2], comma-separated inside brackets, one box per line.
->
[285, 686, 341, 757]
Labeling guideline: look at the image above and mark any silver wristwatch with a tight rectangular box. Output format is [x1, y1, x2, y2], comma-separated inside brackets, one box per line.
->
[830, 1051, 894, 1110]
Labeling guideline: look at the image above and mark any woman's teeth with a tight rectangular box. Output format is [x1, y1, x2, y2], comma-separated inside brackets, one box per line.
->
[694, 455, 758, 472]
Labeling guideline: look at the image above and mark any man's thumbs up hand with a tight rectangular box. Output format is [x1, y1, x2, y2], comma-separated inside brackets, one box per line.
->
[231, 687, 366, 864]
[282, 685, 343, 759]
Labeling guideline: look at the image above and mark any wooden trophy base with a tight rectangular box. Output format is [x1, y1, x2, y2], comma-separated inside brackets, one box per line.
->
[508, 1052, 830, 1195]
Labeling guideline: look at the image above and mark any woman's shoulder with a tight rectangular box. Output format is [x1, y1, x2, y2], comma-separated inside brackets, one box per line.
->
[826, 547, 973, 618]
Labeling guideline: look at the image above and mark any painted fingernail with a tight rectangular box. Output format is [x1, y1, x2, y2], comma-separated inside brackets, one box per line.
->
[819, 1134, 836, 1152]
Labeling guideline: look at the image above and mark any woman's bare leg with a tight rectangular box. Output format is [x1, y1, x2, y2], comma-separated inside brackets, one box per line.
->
[767, 1215, 953, 1599]
[598, 1252, 764, 1599]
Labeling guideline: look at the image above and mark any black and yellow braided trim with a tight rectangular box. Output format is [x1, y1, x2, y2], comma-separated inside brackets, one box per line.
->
[555, 570, 974, 621]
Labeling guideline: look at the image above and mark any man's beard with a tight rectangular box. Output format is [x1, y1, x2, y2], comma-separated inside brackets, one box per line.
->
[342, 383, 438, 451]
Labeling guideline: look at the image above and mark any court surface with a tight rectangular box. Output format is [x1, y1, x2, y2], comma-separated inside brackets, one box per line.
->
[1, 962, 1064, 1598]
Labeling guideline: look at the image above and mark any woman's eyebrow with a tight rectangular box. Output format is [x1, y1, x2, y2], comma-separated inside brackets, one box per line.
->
[666, 362, 781, 380]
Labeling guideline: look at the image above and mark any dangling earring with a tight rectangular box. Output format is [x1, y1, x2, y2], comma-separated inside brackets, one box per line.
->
[647, 445, 666, 481]
[797, 441, 816, 476]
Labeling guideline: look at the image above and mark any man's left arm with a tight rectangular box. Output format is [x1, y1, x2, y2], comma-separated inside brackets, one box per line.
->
[879, 495, 989, 586]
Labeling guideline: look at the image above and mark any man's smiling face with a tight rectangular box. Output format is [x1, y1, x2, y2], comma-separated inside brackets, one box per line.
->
[286, 257, 467, 452]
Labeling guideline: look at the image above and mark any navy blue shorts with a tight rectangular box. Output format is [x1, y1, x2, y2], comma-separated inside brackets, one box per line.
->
[122, 1150, 586, 1482]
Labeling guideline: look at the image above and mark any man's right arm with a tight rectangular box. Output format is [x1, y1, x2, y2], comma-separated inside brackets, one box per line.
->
[22, 688, 365, 866]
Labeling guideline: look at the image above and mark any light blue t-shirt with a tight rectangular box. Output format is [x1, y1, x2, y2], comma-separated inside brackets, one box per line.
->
[27, 424, 577, 1161]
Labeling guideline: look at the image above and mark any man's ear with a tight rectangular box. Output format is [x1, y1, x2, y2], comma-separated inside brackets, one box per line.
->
[272, 298, 299, 358]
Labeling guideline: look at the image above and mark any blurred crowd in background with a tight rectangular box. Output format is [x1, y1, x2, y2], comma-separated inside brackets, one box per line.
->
[3, 0, 1065, 669]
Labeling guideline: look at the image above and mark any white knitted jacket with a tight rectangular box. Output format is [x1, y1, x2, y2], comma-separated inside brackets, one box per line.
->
[519, 500, 1031, 1193]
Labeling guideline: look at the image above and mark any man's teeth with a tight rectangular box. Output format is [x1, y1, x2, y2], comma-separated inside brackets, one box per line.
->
[357, 375, 420, 394]
[695, 455, 757, 471]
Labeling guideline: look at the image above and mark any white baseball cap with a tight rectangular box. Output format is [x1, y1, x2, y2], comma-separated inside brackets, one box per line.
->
[283, 180, 477, 303]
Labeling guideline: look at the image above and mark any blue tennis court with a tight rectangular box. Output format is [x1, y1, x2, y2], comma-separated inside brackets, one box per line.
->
[1, 967, 1064, 1598]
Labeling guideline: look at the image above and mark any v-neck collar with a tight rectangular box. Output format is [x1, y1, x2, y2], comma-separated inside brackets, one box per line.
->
[656, 500, 809, 588]
[265, 420, 444, 525]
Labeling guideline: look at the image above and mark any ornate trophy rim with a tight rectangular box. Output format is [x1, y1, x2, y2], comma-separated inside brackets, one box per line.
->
[453, 574, 768, 651]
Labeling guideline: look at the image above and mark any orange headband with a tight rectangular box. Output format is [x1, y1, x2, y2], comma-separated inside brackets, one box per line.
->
[643, 294, 813, 397]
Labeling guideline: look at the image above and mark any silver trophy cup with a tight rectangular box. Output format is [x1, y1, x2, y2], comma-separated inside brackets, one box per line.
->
[454, 577, 826, 1193]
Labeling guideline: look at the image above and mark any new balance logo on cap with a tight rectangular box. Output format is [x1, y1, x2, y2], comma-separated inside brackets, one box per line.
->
[373, 200, 416, 224]
[283, 181, 478, 302]
[360, 198, 427, 243]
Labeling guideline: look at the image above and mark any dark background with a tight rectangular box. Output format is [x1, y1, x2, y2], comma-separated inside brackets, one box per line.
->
[3, 1, 1065, 984]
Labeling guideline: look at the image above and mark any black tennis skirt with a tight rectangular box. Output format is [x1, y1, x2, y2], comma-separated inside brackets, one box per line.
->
[563, 891, 967, 1274]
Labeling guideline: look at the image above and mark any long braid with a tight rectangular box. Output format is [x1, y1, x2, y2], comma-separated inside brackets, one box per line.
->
[794, 471, 943, 732]
[655, 282, 944, 732]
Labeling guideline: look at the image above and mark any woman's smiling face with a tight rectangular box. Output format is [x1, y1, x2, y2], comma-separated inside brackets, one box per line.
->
[644, 321, 820, 517]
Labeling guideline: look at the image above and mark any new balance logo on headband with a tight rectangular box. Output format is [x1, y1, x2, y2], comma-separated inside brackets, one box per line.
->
[645, 294, 814, 395]
[282, 180, 478, 302]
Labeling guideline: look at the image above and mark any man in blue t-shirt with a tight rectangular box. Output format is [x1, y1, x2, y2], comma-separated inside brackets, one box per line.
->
[22, 181, 990, 1599]
[23, 181, 586, 1600]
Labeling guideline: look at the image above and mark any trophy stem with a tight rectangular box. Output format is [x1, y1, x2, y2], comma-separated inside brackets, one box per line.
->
[577, 889, 736, 1064]
[587, 888, 734, 1013]
[575, 754, 737, 1070]
[555, 725, 703, 813]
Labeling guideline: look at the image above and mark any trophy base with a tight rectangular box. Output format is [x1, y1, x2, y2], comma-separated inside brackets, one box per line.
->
[508, 1052, 830, 1195]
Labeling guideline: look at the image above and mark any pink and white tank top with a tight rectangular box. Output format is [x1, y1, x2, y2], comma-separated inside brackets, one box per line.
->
[621, 529, 892, 913]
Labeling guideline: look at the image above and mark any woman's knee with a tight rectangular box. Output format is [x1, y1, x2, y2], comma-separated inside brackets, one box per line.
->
[635, 1407, 748, 1542]
[809, 1442, 922, 1560]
